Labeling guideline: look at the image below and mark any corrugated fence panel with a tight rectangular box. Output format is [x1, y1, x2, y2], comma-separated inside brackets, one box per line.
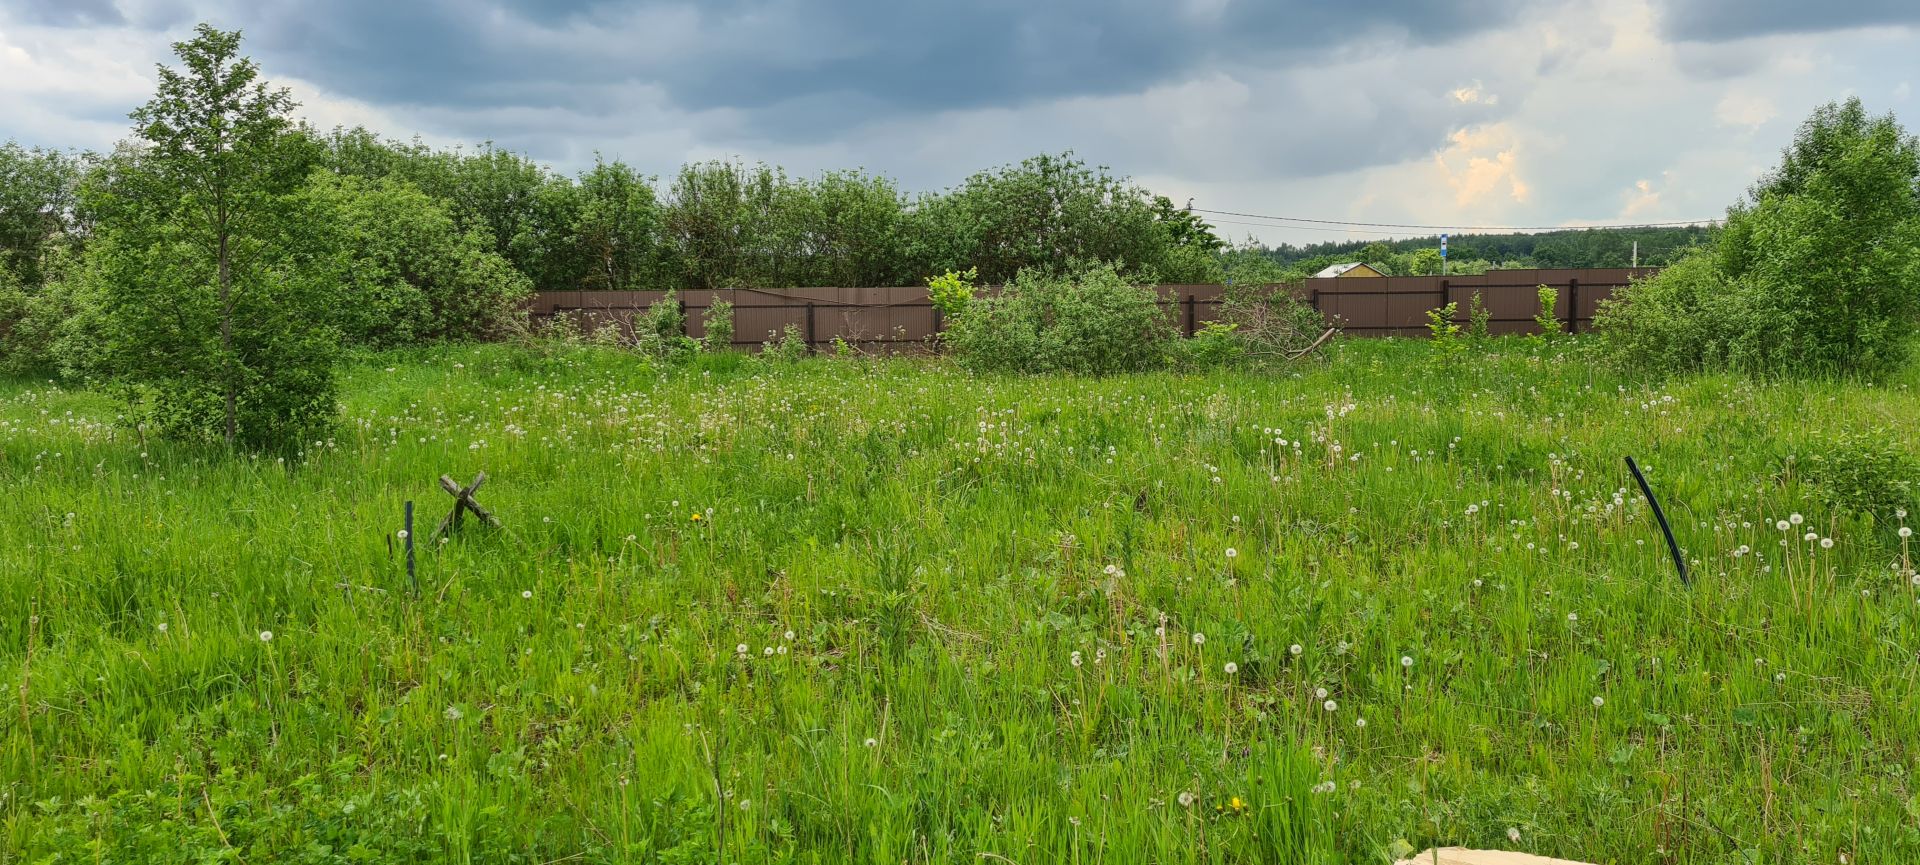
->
[526, 268, 1656, 350]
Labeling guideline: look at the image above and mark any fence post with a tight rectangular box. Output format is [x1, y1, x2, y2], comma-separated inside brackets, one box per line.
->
[805, 302, 817, 352]
[1184, 293, 1196, 337]
[678, 297, 689, 337]
[1440, 279, 1452, 321]
[930, 305, 942, 337]
[1566, 278, 1580, 334]
[1309, 287, 1321, 315]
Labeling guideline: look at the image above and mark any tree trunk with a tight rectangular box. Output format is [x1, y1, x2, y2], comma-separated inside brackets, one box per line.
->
[219, 221, 235, 448]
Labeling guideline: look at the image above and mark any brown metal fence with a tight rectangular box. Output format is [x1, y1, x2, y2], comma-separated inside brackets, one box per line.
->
[527, 268, 1656, 349]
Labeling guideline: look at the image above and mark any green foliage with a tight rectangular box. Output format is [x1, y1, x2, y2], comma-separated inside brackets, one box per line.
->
[702, 297, 735, 350]
[302, 173, 530, 347]
[0, 141, 84, 289]
[911, 153, 1216, 284]
[80, 24, 336, 450]
[1598, 99, 1920, 377]
[1466, 291, 1492, 339]
[760, 322, 810, 361]
[1425, 302, 1468, 367]
[1425, 302, 1461, 341]
[1795, 430, 1919, 520]
[1534, 284, 1562, 338]
[575, 156, 673, 291]
[1169, 320, 1248, 369]
[664, 159, 790, 289]
[0, 245, 89, 376]
[926, 266, 977, 319]
[632, 290, 697, 360]
[946, 262, 1175, 375]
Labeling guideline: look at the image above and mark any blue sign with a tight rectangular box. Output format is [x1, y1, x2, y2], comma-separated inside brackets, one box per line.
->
[1440, 233, 1448, 258]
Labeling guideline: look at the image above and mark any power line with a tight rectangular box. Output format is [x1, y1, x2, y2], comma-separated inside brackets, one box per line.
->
[1191, 207, 1723, 233]
[1206, 218, 1413, 237]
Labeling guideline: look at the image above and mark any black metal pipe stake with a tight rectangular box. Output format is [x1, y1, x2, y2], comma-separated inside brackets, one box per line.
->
[404, 500, 417, 595]
[1625, 456, 1688, 585]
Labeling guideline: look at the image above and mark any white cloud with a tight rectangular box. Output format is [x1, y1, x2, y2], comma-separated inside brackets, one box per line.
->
[1, 0, 1916, 248]
[1714, 92, 1777, 129]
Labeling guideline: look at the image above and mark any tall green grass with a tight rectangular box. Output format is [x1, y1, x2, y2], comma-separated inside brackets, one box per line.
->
[3, 339, 1916, 863]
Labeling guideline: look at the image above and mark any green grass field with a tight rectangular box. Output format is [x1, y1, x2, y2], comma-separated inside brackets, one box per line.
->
[4, 339, 1918, 864]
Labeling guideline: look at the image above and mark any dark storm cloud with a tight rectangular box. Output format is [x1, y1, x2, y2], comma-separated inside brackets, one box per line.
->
[12, 0, 124, 26]
[1654, 0, 1920, 41]
[183, 0, 1524, 129]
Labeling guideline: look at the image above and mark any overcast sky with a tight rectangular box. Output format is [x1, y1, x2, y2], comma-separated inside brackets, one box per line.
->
[2, 0, 1915, 245]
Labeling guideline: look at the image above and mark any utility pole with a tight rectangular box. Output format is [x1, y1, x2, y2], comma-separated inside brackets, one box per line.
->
[1440, 233, 1449, 277]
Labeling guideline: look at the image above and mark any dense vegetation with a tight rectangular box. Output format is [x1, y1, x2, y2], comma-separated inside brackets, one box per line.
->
[1597, 99, 1920, 378]
[5, 339, 1918, 863]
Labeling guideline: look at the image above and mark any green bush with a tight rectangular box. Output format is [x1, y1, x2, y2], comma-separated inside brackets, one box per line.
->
[926, 266, 976, 319]
[1169, 321, 1248, 369]
[702, 297, 735, 350]
[945, 262, 1175, 375]
[760, 323, 810, 361]
[301, 172, 532, 348]
[0, 246, 91, 376]
[1533, 284, 1562, 339]
[632, 290, 698, 360]
[1597, 99, 1920, 377]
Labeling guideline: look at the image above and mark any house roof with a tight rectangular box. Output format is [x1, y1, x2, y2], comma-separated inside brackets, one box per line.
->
[1313, 262, 1379, 278]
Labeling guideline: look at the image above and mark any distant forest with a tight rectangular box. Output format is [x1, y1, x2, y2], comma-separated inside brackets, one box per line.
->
[1252, 224, 1716, 272]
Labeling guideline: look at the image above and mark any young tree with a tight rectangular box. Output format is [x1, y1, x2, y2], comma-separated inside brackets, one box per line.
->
[87, 24, 336, 448]
[573, 157, 671, 291]
[1599, 98, 1920, 376]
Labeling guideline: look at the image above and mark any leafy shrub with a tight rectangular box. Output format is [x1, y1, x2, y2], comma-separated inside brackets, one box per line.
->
[1170, 321, 1248, 369]
[632, 290, 697, 359]
[1467, 291, 1492, 339]
[946, 262, 1174, 375]
[927, 266, 977, 319]
[1795, 430, 1918, 519]
[0, 247, 92, 376]
[1597, 99, 1920, 377]
[301, 173, 532, 348]
[761, 323, 810, 361]
[1533, 284, 1562, 339]
[702, 297, 735, 350]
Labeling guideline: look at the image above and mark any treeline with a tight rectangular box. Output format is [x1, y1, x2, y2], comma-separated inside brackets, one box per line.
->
[0, 133, 1223, 302]
[1254, 225, 1716, 272]
[323, 133, 1226, 291]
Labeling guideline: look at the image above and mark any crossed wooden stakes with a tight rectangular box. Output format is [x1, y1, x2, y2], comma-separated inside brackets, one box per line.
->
[434, 471, 501, 540]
